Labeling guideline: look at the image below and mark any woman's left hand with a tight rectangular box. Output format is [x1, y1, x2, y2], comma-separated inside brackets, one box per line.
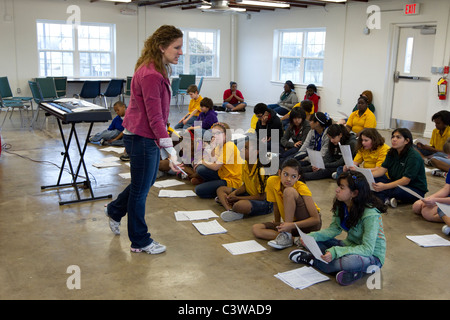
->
[372, 182, 386, 192]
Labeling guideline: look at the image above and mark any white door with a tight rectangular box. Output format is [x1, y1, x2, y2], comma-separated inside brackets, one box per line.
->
[391, 26, 435, 124]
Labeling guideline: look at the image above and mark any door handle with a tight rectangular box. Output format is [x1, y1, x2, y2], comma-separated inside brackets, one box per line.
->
[394, 71, 429, 81]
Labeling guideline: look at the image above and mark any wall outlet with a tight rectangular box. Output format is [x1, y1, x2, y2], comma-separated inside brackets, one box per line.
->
[16, 88, 21, 94]
[337, 98, 341, 105]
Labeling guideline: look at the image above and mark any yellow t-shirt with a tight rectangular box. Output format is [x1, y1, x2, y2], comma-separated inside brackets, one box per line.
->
[242, 162, 266, 196]
[215, 141, 244, 188]
[265, 175, 320, 221]
[353, 143, 390, 168]
[188, 95, 203, 114]
[429, 126, 450, 151]
[346, 109, 377, 134]
[247, 114, 259, 134]
[288, 102, 314, 117]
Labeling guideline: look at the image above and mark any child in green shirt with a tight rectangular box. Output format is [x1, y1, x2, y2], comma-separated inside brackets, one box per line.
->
[289, 171, 387, 286]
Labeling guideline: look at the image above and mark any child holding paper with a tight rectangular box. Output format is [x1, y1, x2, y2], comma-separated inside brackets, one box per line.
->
[252, 158, 322, 249]
[371, 128, 428, 208]
[216, 136, 272, 221]
[192, 122, 244, 198]
[289, 171, 387, 286]
[334, 128, 390, 178]
[302, 124, 357, 181]
[412, 169, 450, 232]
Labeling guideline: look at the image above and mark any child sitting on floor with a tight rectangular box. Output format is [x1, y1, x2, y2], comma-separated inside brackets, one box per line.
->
[216, 136, 272, 222]
[289, 171, 387, 286]
[252, 158, 322, 250]
[89, 101, 126, 146]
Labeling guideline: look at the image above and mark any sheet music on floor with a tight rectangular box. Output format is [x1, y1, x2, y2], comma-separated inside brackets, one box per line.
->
[153, 179, 185, 188]
[406, 234, 450, 247]
[158, 189, 196, 198]
[100, 147, 125, 154]
[174, 210, 218, 221]
[295, 225, 328, 264]
[192, 220, 227, 235]
[92, 156, 122, 168]
[275, 266, 329, 290]
[119, 172, 131, 179]
[222, 240, 266, 255]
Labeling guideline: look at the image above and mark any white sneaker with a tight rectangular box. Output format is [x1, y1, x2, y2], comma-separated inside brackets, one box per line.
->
[220, 210, 244, 222]
[104, 206, 120, 235]
[331, 172, 338, 179]
[130, 241, 166, 254]
[268, 232, 293, 249]
[442, 225, 450, 236]
[390, 198, 398, 208]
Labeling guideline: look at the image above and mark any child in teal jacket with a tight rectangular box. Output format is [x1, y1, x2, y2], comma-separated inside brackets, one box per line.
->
[289, 170, 387, 286]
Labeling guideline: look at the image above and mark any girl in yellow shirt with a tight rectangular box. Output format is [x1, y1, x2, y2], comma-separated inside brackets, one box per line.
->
[334, 128, 389, 179]
[193, 122, 244, 198]
[216, 136, 272, 221]
[252, 158, 322, 249]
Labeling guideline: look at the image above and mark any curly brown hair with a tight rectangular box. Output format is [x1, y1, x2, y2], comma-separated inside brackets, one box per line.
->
[356, 128, 385, 151]
[135, 25, 183, 78]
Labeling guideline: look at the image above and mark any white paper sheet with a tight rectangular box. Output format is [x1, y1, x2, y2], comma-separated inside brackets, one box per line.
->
[222, 240, 266, 255]
[192, 220, 227, 235]
[158, 189, 197, 198]
[118, 172, 131, 179]
[354, 167, 376, 190]
[295, 225, 328, 264]
[153, 179, 185, 188]
[275, 266, 329, 289]
[306, 148, 325, 169]
[436, 202, 450, 217]
[406, 234, 450, 247]
[338, 143, 354, 168]
[398, 185, 424, 200]
[92, 162, 121, 168]
[174, 210, 218, 221]
[100, 147, 125, 154]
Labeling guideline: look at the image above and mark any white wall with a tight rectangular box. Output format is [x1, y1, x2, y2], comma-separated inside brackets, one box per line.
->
[236, 0, 450, 136]
[2, 0, 450, 136]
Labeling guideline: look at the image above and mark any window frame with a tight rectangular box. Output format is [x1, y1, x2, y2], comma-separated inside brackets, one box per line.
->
[171, 28, 220, 78]
[273, 27, 326, 86]
[37, 19, 116, 79]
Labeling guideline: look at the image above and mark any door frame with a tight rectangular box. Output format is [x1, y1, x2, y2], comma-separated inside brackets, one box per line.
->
[383, 21, 437, 132]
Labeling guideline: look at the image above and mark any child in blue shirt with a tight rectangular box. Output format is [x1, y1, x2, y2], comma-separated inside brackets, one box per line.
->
[89, 101, 126, 146]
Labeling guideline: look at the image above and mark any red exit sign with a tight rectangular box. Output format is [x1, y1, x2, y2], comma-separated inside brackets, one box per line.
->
[404, 3, 420, 15]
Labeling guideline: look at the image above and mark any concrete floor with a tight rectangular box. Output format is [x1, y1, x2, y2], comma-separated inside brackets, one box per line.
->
[0, 104, 449, 301]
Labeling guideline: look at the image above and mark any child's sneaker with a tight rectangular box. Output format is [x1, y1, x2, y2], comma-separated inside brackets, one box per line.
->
[104, 205, 120, 235]
[442, 225, 450, 236]
[288, 249, 314, 265]
[268, 232, 293, 249]
[130, 241, 166, 254]
[424, 158, 432, 166]
[220, 210, 244, 222]
[384, 197, 397, 208]
[432, 169, 448, 178]
[336, 270, 364, 286]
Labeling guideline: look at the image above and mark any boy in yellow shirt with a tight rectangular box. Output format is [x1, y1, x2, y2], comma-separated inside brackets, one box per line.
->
[216, 136, 272, 221]
[175, 84, 202, 129]
[252, 158, 322, 249]
[416, 110, 450, 166]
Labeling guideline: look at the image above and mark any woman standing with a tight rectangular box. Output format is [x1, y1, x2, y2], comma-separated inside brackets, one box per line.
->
[104, 25, 183, 254]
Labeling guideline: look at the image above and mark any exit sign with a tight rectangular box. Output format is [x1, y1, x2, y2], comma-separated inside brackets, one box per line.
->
[404, 3, 420, 15]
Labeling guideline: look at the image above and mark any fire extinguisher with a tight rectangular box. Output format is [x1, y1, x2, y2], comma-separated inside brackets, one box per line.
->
[438, 77, 447, 100]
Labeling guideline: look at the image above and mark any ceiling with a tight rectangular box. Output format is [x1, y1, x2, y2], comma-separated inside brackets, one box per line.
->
[91, 0, 369, 13]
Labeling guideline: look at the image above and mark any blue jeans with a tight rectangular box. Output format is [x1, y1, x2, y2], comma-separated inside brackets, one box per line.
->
[174, 115, 198, 129]
[373, 175, 425, 204]
[194, 164, 227, 198]
[312, 239, 383, 275]
[107, 134, 160, 249]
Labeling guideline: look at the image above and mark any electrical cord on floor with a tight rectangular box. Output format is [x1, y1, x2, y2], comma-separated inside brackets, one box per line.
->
[1, 141, 98, 186]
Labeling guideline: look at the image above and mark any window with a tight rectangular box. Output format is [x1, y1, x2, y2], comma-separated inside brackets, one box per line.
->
[37, 20, 115, 78]
[171, 29, 220, 78]
[274, 28, 326, 85]
[404, 37, 414, 74]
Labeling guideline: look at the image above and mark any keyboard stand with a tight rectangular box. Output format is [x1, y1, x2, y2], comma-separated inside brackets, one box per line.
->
[41, 118, 112, 205]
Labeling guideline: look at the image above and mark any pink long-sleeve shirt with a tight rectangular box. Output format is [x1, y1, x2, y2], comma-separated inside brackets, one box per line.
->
[122, 63, 173, 148]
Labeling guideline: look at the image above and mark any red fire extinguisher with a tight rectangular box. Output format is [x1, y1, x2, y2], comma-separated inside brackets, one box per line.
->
[438, 77, 447, 100]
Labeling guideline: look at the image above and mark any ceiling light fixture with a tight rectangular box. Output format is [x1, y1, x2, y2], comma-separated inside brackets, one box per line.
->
[239, 0, 289, 8]
[103, 0, 133, 3]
